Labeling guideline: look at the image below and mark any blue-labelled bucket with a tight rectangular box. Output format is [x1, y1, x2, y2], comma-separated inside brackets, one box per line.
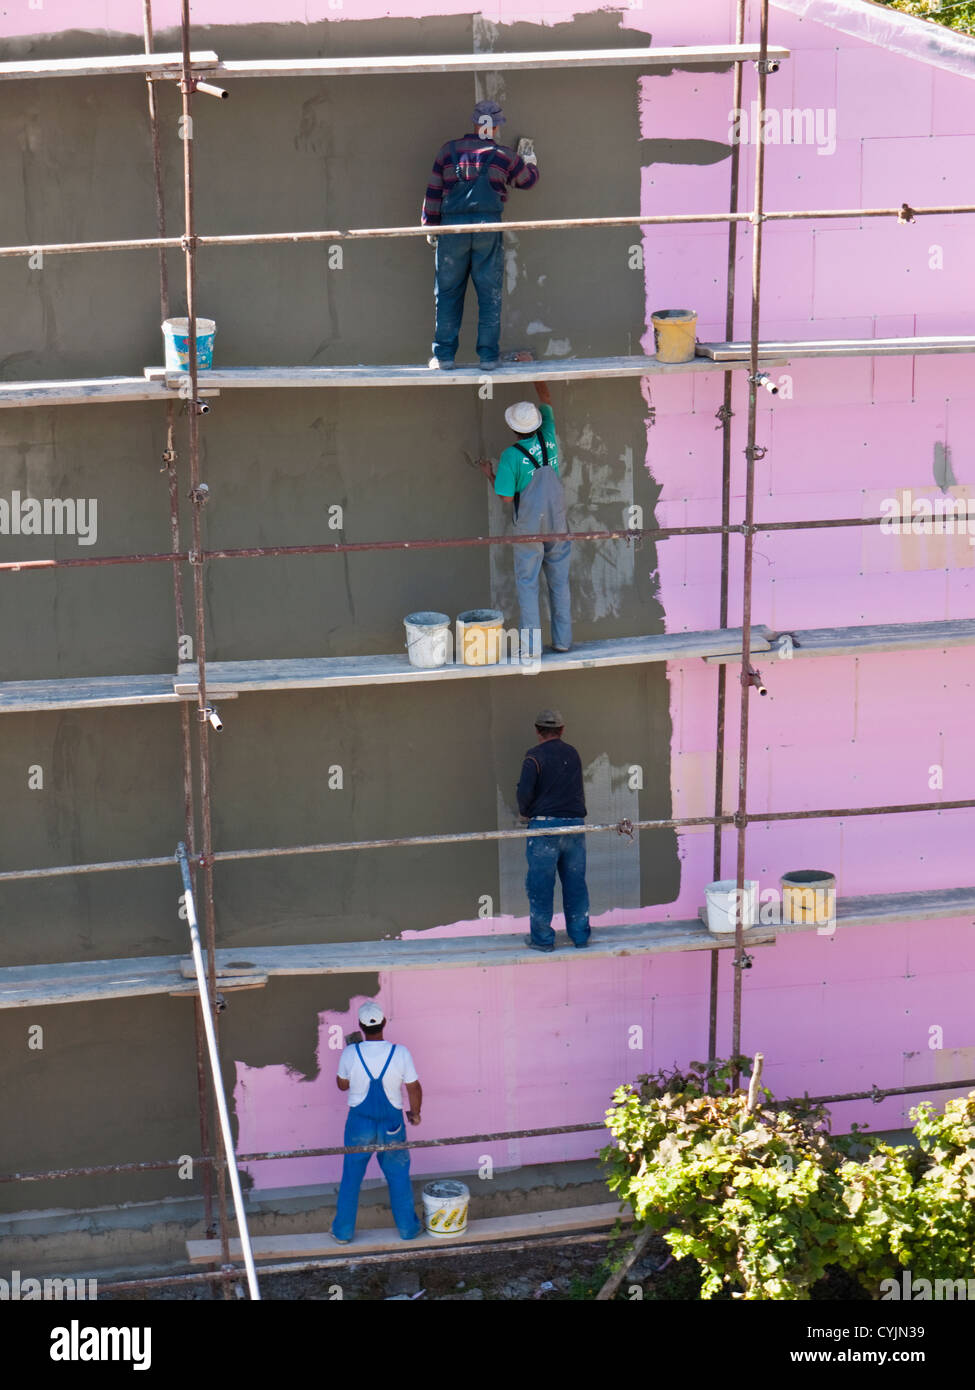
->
[162, 317, 216, 372]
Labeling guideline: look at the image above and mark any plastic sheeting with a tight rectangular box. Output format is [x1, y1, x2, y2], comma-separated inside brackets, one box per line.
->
[771, 0, 975, 81]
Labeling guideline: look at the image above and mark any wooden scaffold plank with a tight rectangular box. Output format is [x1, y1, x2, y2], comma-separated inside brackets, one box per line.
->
[144, 355, 789, 392]
[210, 45, 791, 80]
[704, 619, 975, 663]
[172, 630, 774, 698]
[698, 335, 975, 362]
[0, 52, 220, 81]
[188, 1202, 633, 1264]
[5, 887, 972, 1010]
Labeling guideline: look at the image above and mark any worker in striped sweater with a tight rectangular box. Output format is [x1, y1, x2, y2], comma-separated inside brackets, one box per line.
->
[422, 100, 539, 370]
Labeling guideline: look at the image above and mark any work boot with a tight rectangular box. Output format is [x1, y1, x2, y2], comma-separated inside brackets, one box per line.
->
[479, 358, 501, 371]
[524, 935, 555, 953]
[428, 356, 455, 370]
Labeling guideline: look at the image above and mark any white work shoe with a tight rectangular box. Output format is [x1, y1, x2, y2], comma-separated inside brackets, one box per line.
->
[428, 357, 455, 370]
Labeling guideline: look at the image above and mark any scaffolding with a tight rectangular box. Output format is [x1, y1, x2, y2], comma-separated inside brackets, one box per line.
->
[2, 0, 974, 1295]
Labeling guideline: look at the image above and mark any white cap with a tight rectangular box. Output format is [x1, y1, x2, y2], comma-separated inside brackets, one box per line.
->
[358, 1001, 385, 1027]
[505, 401, 543, 433]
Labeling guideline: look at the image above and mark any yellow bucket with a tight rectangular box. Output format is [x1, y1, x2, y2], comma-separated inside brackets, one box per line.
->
[651, 309, 698, 364]
[456, 609, 504, 666]
[781, 870, 836, 926]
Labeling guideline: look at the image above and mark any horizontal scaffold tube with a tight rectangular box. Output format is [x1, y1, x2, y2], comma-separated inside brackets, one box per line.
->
[0, 516, 891, 575]
[1, 800, 973, 883]
[1, 204, 974, 260]
[4, 1075, 971, 1188]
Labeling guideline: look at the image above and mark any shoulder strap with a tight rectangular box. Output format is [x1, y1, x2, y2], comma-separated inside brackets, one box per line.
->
[377, 1043, 398, 1080]
[514, 429, 549, 469]
[354, 1042, 375, 1080]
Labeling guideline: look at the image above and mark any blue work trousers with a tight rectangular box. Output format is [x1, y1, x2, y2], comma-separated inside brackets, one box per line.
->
[331, 1106, 421, 1242]
[526, 816, 592, 950]
[433, 229, 503, 363]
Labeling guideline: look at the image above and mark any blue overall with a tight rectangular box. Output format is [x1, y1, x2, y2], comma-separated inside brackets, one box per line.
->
[433, 144, 504, 365]
[331, 1043, 421, 1242]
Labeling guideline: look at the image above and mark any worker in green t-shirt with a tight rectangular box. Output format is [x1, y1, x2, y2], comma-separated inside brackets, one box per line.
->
[478, 382, 572, 653]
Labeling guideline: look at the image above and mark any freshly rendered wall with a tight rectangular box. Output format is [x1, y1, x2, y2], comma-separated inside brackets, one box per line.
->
[1, 0, 973, 1223]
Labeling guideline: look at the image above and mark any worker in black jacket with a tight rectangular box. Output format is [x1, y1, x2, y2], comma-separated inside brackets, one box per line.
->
[516, 709, 591, 952]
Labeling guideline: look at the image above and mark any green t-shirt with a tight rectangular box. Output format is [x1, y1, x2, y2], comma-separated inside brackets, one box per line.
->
[494, 404, 559, 499]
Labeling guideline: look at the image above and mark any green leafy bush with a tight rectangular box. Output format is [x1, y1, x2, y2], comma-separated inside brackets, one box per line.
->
[841, 1094, 975, 1287]
[874, 0, 975, 40]
[602, 1062, 975, 1301]
[601, 1060, 852, 1299]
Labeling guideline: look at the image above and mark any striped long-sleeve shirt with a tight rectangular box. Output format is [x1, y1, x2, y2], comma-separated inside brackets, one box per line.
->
[421, 134, 539, 226]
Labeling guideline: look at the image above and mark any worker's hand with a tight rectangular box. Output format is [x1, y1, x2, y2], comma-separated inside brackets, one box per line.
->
[476, 457, 495, 483]
[426, 233, 438, 248]
[406, 1109, 421, 1126]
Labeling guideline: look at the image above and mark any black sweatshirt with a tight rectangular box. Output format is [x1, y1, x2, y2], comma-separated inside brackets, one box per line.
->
[517, 738, 586, 819]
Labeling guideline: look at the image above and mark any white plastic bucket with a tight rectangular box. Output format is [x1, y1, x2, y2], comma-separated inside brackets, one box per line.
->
[705, 878, 758, 934]
[162, 317, 216, 372]
[404, 611, 451, 668]
[422, 1180, 469, 1238]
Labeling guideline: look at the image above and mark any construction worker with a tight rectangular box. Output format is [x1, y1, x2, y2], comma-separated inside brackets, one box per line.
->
[517, 710, 591, 952]
[479, 380, 572, 654]
[422, 100, 539, 370]
[330, 1001, 423, 1244]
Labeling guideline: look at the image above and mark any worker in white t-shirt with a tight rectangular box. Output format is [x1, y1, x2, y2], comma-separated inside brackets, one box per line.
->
[330, 1000, 423, 1244]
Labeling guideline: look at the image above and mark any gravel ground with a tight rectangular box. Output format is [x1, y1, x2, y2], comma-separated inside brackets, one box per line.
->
[108, 1235, 687, 1301]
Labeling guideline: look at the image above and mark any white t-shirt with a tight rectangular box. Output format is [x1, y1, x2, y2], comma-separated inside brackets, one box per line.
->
[338, 1042, 419, 1109]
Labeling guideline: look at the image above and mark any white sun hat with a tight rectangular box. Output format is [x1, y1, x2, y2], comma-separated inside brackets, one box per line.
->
[504, 401, 543, 433]
[357, 1001, 385, 1027]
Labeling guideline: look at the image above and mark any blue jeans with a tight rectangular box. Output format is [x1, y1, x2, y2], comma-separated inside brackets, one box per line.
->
[526, 817, 591, 949]
[433, 229, 503, 363]
[513, 539, 572, 650]
[331, 1106, 421, 1242]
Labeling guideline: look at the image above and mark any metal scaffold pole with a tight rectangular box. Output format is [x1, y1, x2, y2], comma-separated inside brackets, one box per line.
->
[709, 0, 749, 1063]
[178, 0, 233, 1292]
[732, 0, 771, 1081]
[142, 0, 216, 1249]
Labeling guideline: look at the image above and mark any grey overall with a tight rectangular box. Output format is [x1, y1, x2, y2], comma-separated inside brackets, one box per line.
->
[511, 441, 572, 652]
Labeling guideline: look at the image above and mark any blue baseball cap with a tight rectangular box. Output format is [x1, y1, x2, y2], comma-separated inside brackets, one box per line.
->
[472, 99, 505, 127]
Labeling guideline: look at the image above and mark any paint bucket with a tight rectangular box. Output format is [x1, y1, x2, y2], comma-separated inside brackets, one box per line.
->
[456, 609, 504, 666]
[162, 317, 216, 372]
[781, 870, 836, 926]
[404, 611, 451, 669]
[704, 878, 758, 935]
[422, 1180, 469, 1238]
[651, 309, 698, 364]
